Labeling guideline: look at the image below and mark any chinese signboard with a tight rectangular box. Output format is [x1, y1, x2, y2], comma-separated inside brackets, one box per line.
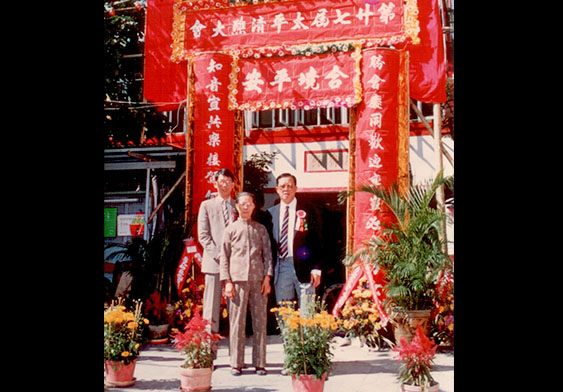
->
[104, 208, 117, 237]
[230, 49, 361, 111]
[191, 53, 236, 210]
[171, 0, 420, 60]
[353, 47, 407, 250]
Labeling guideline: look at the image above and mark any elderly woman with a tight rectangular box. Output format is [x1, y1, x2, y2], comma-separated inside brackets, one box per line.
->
[219, 192, 274, 376]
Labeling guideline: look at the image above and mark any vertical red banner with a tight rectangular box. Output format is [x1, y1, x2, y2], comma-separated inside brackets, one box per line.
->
[353, 48, 402, 251]
[192, 53, 236, 211]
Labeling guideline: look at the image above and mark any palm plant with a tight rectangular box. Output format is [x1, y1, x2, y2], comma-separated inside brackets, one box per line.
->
[339, 170, 453, 311]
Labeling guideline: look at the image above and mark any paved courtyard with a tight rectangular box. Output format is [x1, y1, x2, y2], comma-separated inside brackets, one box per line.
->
[105, 335, 454, 391]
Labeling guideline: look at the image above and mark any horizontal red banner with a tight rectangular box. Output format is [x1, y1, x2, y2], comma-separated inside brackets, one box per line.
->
[229, 49, 361, 111]
[172, 0, 415, 60]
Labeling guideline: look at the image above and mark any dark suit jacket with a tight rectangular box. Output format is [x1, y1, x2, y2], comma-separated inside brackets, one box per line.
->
[268, 200, 321, 283]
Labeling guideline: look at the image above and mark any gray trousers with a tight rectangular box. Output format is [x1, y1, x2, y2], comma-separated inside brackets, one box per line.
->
[274, 257, 315, 316]
[203, 273, 222, 333]
[228, 280, 267, 368]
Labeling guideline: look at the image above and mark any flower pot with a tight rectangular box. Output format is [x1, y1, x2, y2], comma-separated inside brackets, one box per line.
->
[148, 323, 169, 343]
[291, 373, 327, 392]
[104, 359, 136, 387]
[179, 366, 212, 391]
[391, 309, 431, 344]
[400, 381, 439, 392]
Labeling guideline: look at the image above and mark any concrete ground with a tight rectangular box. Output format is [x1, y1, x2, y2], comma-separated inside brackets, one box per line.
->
[105, 335, 453, 391]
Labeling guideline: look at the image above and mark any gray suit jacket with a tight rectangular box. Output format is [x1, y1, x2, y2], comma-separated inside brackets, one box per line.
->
[197, 196, 237, 274]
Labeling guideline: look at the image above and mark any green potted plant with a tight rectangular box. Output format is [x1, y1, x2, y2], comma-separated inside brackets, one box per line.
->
[339, 170, 453, 343]
[393, 324, 439, 391]
[171, 310, 223, 391]
[104, 299, 147, 387]
[271, 299, 338, 391]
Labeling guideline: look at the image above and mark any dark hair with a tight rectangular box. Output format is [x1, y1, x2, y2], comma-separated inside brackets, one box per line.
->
[276, 173, 297, 186]
[236, 191, 255, 204]
[214, 168, 235, 182]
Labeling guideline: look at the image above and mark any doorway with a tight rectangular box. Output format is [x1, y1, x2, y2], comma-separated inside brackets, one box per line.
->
[296, 192, 347, 301]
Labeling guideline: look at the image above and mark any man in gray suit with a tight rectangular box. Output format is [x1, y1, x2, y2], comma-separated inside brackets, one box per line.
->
[197, 168, 237, 335]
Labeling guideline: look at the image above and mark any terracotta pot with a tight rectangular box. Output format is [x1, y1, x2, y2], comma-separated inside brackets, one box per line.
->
[290, 373, 327, 392]
[400, 381, 439, 392]
[179, 366, 212, 391]
[391, 308, 431, 344]
[104, 359, 136, 387]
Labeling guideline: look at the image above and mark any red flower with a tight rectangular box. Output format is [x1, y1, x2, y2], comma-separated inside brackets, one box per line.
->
[393, 325, 437, 367]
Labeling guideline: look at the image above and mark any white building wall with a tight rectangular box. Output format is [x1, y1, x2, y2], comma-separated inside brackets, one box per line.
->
[243, 134, 454, 255]
[244, 139, 350, 188]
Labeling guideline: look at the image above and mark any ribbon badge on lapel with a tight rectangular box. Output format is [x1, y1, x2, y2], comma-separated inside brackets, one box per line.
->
[295, 210, 308, 232]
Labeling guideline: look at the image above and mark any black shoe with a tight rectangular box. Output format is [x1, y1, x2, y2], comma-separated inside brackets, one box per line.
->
[255, 367, 267, 375]
[231, 367, 242, 376]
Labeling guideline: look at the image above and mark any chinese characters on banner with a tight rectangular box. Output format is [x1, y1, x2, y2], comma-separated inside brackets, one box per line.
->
[353, 48, 402, 251]
[192, 53, 235, 210]
[172, 0, 418, 61]
[230, 49, 361, 111]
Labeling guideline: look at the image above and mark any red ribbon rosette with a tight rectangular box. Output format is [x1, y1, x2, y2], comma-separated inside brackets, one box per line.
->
[296, 210, 307, 232]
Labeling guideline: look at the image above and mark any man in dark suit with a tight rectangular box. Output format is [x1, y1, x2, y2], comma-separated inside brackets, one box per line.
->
[268, 173, 322, 314]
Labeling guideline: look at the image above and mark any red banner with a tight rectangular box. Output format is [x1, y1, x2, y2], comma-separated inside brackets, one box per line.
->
[331, 263, 389, 327]
[175, 237, 203, 295]
[192, 53, 236, 210]
[144, 0, 186, 111]
[229, 49, 361, 111]
[172, 0, 418, 60]
[353, 48, 402, 250]
[398, 0, 447, 103]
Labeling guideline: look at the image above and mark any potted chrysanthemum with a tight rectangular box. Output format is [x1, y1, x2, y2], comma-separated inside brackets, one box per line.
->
[171, 310, 223, 391]
[104, 299, 147, 387]
[271, 299, 338, 392]
[393, 325, 439, 392]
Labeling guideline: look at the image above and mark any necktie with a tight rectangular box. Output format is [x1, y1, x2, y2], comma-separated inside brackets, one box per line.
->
[279, 205, 289, 259]
[222, 200, 230, 227]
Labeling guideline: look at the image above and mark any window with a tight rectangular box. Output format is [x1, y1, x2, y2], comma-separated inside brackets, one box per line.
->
[244, 107, 349, 132]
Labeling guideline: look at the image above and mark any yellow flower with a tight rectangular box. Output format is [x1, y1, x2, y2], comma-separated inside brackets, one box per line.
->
[143, 318, 150, 324]
[127, 321, 138, 330]
[289, 320, 299, 330]
[135, 343, 140, 350]
[222, 308, 228, 318]
[447, 323, 454, 331]
[121, 351, 130, 357]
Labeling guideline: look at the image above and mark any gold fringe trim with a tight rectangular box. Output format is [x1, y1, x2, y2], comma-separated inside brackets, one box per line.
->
[404, 0, 421, 45]
[397, 49, 410, 196]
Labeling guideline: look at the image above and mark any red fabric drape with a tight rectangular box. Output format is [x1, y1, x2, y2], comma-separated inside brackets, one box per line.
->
[400, 0, 447, 103]
[144, 0, 186, 111]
